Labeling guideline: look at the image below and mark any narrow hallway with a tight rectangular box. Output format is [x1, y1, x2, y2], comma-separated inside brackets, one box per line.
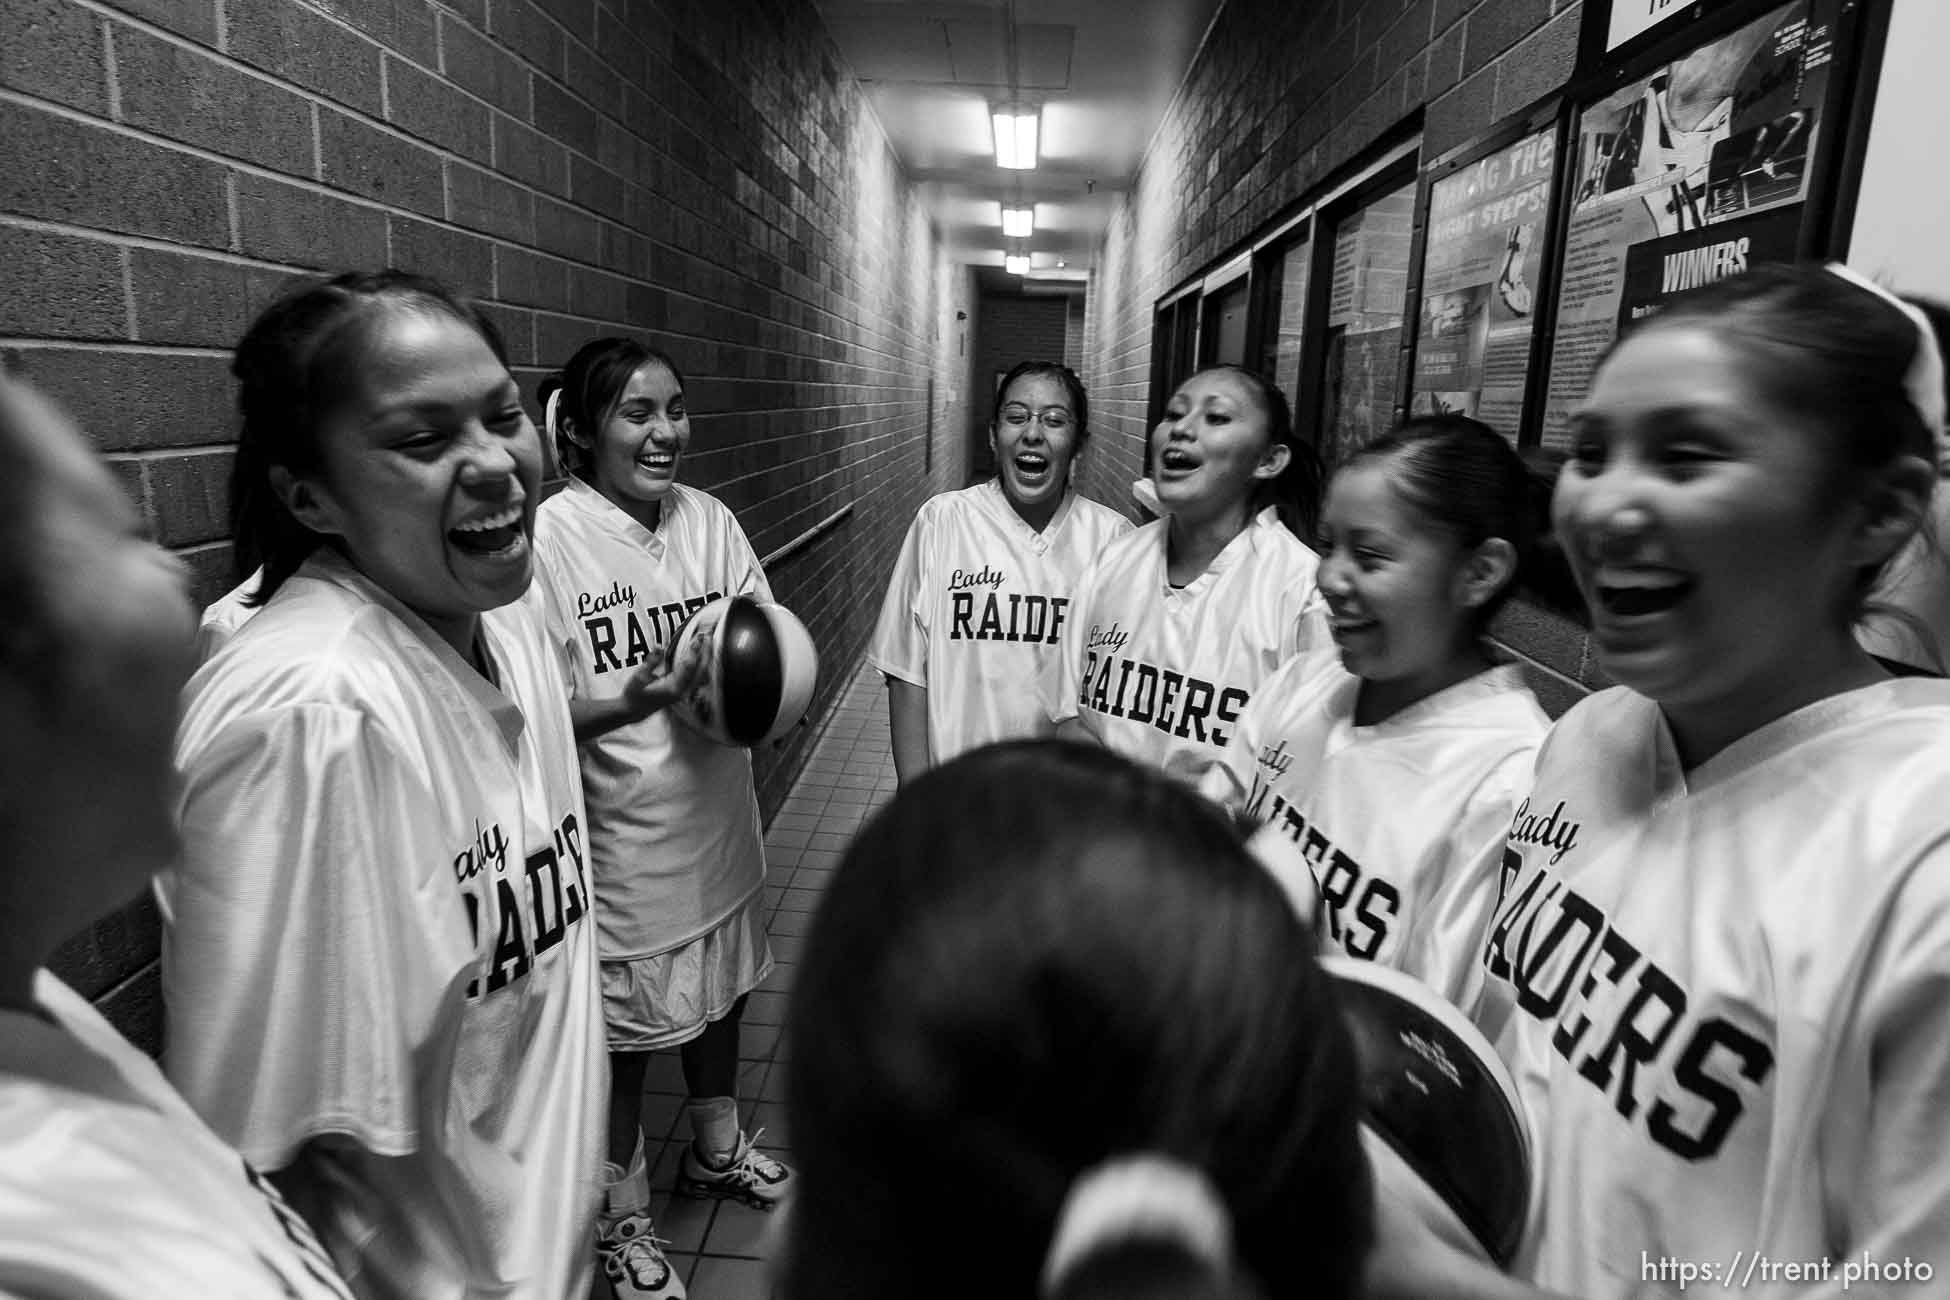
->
[630, 663, 893, 1295]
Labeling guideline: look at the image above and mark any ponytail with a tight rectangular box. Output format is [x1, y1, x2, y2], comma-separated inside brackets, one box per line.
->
[1041, 1157, 1262, 1300]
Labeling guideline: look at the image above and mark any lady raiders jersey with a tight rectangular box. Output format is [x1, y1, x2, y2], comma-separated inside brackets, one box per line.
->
[533, 478, 770, 959]
[162, 549, 606, 1300]
[1202, 653, 1546, 1007]
[1478, 681, 1950, 1297]
[869, 480, 1132, 765]
[0, 975, 353, 1299]
[1051, 506, 1328, 786]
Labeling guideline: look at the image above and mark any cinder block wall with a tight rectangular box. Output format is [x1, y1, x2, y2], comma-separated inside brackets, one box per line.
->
[3, 0, 957, 1047]
[1077, 0, 1597, 718]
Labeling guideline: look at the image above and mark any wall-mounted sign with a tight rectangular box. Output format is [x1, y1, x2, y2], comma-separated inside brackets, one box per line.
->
[1541, 0, 1836, 449]
[1411, 127, 1558, 440]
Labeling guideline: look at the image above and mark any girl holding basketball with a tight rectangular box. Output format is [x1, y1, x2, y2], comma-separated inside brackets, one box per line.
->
[532, 338, 789, 1300]
[161, 272, 606, 1298]
[0, 375, 352, 1297]
[1052, 364, 1327, 787]
[1202, 415, 1548, 1009]
[1372, 265, 1950, 1298]
[870, 360, 1131, 783]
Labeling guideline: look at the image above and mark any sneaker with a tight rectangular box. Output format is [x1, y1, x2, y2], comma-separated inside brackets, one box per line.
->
[676, 1128, 794, 1208]
[598, 1213, 685, 1300]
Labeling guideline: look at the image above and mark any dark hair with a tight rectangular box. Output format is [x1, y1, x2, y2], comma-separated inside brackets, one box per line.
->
[1621, 263, 1948, 613]
[994, 360, 1091, 445]
[227, 270, 510, 606]
[1202, 365, 1323, 542]
[783, 740, 1371, 1300]
[1344, 414, 1534, 631]
[538, 338, 686, 483]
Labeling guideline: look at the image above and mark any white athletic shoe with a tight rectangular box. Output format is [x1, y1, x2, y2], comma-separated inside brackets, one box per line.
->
[598, 1213, 686, 1300]
[676, 1129, 794, 1208]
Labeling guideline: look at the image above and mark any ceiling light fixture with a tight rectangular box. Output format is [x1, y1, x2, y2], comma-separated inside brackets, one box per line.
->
[992, 110, 1039, 170]
[1005, 253, 1030, 275]
[1002, 206, 1034, 237]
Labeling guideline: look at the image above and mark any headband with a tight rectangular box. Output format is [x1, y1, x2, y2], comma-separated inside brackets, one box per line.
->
[543, 387, 563, 440]
[1040, 1155, 1233, 1296]
[1826, 263, 1947, 440]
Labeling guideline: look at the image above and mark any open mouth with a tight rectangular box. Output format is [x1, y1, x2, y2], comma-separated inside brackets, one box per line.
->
[1158, 447, 1199, 474]
[638, 453, 677, 475]
[1592, 569, 1693, 618]
[449, 504, 527, 557]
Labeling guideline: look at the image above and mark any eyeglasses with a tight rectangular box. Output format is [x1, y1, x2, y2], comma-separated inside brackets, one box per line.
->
[999, 404, 1074, 431]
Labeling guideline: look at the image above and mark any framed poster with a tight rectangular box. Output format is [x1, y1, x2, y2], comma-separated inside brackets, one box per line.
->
[1540, 0, 1842, 449]
[1411, 125, 1560, 439]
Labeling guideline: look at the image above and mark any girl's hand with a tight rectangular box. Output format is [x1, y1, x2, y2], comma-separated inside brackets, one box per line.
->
[622, 633, 708, 721]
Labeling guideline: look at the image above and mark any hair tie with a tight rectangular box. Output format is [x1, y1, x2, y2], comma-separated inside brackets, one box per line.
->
[1826, 263, 1947, 440]
[1040, 1155, 1233, 1296]
[543, 387, 563, 440]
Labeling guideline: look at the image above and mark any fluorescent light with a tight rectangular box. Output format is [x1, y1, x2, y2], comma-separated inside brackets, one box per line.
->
[1002, 206, 1034, 237]
[992, 111, 1039, 169]
[1005, 254, 1029, 275]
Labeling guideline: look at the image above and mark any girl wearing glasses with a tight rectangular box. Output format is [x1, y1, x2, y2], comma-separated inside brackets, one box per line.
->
[871, 360, 1131, 783]
[1051, 365, 1328, 787]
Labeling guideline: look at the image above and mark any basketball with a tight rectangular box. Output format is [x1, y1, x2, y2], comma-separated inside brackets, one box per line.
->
[666, 595, 820, 747]
[1322, 957, 1531, 1268]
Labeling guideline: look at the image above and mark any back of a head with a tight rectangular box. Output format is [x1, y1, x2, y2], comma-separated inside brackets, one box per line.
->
[784, 740, 1371, 1300]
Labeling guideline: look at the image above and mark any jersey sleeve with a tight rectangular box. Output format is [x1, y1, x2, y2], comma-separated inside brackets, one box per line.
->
[867, 507, 931, 687]
[1397, 752, 1533, 1010]
[1047, 551, 1100, 727]
[1283, 576, 1331, 659]
[529, 539, 583, 697]
[162, 704, 475, 1170]
[724, 506, 774, 603]
[1810, 845, 1950, 1294]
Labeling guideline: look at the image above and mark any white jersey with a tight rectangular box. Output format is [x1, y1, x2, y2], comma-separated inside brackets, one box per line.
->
[533, 478, 771, 959]
[161, 549, 606, 1300]
[1202, 653, 1546, 1007]
[1050, 506, 1327, 786]
[868, 480, 1132, 765]
[194, 566, 265, 662]
[1478, 682, 1950, 1298]
[0, 973, 353, 1299]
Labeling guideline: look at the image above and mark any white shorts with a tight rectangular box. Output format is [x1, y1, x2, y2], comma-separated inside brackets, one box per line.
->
[601, 896, 773, 1052]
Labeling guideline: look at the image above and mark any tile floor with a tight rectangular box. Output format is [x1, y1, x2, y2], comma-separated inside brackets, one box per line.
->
[622, 662, 894, 1299]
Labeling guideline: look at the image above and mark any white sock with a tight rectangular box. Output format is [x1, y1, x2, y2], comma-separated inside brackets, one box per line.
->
[688, 1095, 740, 1164]
[601, 1134, 650, 1221]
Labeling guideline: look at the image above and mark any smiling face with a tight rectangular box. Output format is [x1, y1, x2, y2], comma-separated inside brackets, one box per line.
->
[589, 359, 689, 524]
[1317, 459, 1482, 691]
[1555, 325, 1871, 723]
[284, 306, 542, 653]
[1151, 369, 1289, 524]
[991, 371, 1080, 525]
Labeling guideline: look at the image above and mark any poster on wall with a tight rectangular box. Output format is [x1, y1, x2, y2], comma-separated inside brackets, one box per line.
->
[1540, 0, 1837, 449]
[1411, 128, 1557, 442]
[1321, 184, 1416, 469]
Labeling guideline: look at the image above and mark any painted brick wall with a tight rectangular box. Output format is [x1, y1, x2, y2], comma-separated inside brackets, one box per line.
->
[2, 0, 956, 1048]
[1077, 0, 1596, 719]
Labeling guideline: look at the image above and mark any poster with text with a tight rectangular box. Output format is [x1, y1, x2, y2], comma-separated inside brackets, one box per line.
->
[1412, 128, 1556, 440]
[1540, 0, 1837, 449]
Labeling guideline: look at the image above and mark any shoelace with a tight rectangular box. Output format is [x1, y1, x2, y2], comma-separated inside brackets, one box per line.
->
[719, 1128, 785, 1184]
[607, 1220, 676, 1284]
